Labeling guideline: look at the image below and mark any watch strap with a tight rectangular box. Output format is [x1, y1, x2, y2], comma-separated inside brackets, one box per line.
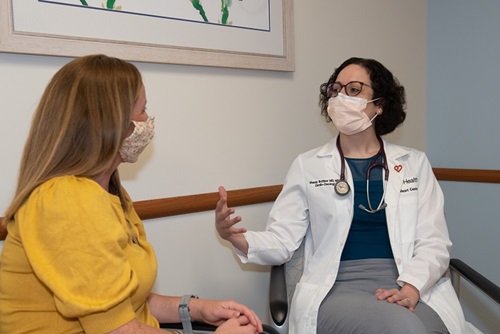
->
[179, 295, 198, 333]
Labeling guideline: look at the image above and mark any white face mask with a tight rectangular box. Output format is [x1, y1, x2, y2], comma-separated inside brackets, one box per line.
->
[327, 93, 380, 135]
[120, 116, 155, 163]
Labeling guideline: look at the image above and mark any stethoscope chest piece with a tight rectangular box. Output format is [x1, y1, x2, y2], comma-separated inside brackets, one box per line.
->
[335, 180, 350, 196]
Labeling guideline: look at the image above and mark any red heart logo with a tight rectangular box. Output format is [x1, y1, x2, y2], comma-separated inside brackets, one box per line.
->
[394, 165, 403, 172]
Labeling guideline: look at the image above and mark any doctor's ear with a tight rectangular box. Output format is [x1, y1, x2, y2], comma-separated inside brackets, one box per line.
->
[374, 99, 384, 115]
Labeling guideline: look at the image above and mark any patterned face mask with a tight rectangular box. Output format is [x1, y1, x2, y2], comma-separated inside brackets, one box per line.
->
[119, 116, 155, 163]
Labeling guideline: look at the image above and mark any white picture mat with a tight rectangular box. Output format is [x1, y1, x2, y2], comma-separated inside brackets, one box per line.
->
[0, 0, 295, 71]
[46, 0, 271, 31]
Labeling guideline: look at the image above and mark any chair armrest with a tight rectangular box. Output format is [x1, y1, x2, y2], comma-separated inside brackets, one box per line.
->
[450, 258, 500, 304]
[160, 322, 281, 334]
[269, 264, 288, 326]
[160, 321, 217, 331]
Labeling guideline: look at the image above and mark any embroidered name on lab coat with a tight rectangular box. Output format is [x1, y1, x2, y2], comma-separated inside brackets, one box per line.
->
[309, 179, 338, 187]
[401, 177, 419, 193]
[403, 177, 418, 184]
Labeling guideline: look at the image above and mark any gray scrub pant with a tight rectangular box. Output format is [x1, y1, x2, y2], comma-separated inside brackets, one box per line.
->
[317, 259, 449, 334]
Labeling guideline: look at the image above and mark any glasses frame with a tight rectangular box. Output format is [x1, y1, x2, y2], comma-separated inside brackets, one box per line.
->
[328, 81, 373, 97]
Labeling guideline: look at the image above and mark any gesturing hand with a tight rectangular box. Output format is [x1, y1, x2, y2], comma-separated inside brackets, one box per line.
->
[215, 186, 244, 235]
[215, 186, 250, 254]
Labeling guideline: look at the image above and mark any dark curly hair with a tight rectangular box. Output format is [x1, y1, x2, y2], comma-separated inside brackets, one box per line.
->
[319, 57, 406, 136]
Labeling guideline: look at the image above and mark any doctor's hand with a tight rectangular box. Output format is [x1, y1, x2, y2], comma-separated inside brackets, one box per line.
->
[375, 282, 420, 312]
[215, 186, 249, 254]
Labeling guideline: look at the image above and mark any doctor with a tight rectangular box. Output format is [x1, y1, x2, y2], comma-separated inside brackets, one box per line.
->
[216, 57, 472, 334]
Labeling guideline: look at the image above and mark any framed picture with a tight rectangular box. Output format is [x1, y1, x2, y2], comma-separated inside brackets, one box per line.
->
[0, 0, 294, 71]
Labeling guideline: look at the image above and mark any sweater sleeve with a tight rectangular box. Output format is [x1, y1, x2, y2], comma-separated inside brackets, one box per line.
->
[17, 176, 139, 333]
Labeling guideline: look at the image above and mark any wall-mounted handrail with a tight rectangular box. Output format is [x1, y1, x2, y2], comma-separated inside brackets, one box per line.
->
[1, 168, 499, 241]
[432, 168, 500, 183]
[134, 185, 283, 220]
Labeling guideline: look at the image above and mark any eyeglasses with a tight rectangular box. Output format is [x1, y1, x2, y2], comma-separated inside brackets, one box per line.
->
[328, 81, 372, 97]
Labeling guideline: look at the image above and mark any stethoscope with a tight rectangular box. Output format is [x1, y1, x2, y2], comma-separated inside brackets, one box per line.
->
[335, 136, 389, 213]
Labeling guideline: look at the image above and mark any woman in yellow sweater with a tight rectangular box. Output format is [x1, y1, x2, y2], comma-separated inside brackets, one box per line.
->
[0, 54, 262, 334]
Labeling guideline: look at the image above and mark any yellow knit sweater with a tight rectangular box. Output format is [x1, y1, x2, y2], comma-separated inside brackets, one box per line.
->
[0, 176, 159, 333]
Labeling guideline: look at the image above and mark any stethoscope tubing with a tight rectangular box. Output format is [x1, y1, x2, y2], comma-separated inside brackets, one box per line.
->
[335, 136, 389, 213]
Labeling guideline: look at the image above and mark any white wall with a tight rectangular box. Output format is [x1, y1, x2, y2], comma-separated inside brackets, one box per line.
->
[0, 0, 427, 324]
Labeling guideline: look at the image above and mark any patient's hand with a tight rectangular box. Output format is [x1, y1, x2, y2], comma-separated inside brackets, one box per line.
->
[215, 316, 261, 334]
[191, 298, 262, 332]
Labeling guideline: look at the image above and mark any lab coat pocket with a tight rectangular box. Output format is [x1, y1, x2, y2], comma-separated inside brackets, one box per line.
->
[396, 191, 418, 243]
[398, 189, 418, 208]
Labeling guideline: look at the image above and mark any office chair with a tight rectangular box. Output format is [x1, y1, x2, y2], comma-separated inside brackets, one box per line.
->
[157, 250, 498, 333]
[267, 241, 499, 334]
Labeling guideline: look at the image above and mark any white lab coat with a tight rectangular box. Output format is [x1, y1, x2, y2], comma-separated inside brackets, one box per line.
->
[238, 137, 475, 334]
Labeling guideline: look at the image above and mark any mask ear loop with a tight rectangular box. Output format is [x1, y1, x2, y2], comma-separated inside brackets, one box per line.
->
[365, 97, 382, 122]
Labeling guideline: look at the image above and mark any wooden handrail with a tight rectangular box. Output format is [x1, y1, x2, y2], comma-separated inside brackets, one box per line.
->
[134, 185, 283, 220]
[432, 168, 500, 183]
[1, 168, 499, 241]
[0, 185, 283, 241]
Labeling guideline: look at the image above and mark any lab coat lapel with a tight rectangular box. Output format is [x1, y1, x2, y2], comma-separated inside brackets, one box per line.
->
[319, 136, 355, 230]
[318, 136, 342, 176]
[383, 140, 410, 237]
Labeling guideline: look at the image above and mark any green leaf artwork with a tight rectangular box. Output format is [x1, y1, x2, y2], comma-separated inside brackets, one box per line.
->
[190, 0, 235, 25]
[220, 0, 231, 25]
[79, 1, 236, 25]
[79, 0, 121, 10]
[190, 0, 208, 22]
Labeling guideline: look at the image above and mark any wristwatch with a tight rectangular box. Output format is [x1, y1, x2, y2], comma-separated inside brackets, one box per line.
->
[178, 295, 199, 334]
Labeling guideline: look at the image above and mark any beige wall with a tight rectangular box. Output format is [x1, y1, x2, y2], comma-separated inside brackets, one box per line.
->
[0, 1, 426, 322]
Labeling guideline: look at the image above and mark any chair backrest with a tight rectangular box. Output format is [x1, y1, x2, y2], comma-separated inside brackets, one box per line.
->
[268, 240, 305, 334]
[284, 239, 305, 304]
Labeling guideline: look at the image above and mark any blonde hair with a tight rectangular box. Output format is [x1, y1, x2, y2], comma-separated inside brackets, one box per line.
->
[3, 54, 142, 223]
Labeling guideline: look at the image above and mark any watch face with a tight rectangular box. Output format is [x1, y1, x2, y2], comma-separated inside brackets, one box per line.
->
[335, 180, 350, 196]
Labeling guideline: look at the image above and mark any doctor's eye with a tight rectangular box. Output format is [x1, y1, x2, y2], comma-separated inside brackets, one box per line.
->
[346, 84, 362, 96]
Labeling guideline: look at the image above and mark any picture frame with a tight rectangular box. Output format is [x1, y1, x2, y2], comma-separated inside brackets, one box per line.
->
[0, 0, 294, 71]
